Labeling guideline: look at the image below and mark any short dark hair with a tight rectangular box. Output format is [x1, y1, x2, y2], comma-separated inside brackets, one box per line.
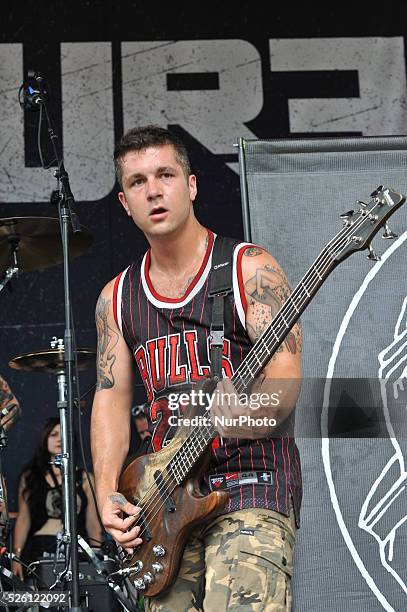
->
[114, 125, 191, 187]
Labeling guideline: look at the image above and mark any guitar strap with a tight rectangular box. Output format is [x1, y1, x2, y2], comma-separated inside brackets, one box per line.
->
[208, 236, 236, 382]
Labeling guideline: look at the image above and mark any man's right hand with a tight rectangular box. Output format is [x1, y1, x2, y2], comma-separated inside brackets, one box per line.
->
[100, 492, 142, 553]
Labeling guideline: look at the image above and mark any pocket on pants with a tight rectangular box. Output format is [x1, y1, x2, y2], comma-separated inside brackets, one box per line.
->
[229, 516, 294, 609]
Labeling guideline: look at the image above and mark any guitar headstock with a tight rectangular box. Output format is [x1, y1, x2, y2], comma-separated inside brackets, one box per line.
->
[334, 186, 405, 263]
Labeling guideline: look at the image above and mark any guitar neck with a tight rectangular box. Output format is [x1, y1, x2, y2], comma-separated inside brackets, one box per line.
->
[166, 180, 407, 484]
[166, 231, 345, 485]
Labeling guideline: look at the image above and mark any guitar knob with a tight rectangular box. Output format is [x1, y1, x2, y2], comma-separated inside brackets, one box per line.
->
[152, 562, 163, 573]
[153, 545, 166, 557]
[143, 572, 154, 585]
[133, 579, 146, 590]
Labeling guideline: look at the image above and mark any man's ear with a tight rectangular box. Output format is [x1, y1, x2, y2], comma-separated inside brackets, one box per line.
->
[118, 191, 131, 216]
[189, 174, 197, 202]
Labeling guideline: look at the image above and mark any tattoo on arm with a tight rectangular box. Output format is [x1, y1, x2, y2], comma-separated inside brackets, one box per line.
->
[244, 246, 263, 257]
[95, 296, 119, 390]
[244, 263, 302, 356]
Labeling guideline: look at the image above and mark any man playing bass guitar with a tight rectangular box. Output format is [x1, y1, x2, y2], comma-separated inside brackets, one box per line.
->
[91, 125, 302, 611]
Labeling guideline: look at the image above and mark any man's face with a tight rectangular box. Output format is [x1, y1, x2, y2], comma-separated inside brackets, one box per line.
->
[118, 144, 197, 240]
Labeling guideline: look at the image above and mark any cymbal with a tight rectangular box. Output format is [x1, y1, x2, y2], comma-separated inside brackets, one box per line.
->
[8, 348, 96, 374]
[0, 217, 93, 274]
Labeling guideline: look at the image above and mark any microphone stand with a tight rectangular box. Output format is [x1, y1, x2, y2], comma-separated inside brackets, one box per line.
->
[27, 73, 82, 611]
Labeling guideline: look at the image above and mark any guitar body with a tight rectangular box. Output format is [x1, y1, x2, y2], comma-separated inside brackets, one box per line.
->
[118, 428, 229, 596]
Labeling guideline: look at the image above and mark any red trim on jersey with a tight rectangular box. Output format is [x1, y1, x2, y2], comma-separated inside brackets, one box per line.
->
[144, 230, 214, 304]
[259, 440, 269, 506]
[138, 273, 142, 333]
[282, 436, 288, 511]
[236, 243, 256, 314]
[129, 266, 135, 337]
[287, 437, 292, 508]
[112, 273, 122, 328]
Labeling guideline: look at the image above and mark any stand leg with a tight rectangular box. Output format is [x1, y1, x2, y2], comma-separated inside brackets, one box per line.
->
[55, 364, 82, 610]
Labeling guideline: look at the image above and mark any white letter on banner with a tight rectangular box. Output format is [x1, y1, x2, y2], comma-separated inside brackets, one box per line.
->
[61, 43, 115, 201]
[269, 37, 407, 135]
[121, 40, 263, 171]
[0, 43, 115, 203]
[0, 44, 56, 202]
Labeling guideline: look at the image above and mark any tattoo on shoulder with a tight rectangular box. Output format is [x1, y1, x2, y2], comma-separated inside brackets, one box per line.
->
[244, 264, 302, 356]
[244, 246, 263, 257]
[95, 296, 119, 390]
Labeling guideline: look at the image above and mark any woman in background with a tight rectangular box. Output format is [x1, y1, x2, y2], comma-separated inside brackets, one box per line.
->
[11, 417, 102, 579]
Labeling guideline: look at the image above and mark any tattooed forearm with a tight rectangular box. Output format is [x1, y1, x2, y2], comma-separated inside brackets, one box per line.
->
[95, 296, 119, 390]
[245, 265, 302, 355]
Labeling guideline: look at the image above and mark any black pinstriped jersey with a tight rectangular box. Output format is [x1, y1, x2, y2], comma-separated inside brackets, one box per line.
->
[113, 231, 302, 524]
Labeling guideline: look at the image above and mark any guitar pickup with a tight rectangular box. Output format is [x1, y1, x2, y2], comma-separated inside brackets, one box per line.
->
[154, 470, 176, 512]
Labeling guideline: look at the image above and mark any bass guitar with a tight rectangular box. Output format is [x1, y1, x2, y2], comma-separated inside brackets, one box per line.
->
[118, 186, 405, 595]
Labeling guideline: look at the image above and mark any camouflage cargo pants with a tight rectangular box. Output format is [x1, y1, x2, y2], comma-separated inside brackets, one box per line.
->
[145, 504, 296, 611]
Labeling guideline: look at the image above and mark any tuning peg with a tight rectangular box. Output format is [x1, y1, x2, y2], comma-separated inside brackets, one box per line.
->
[340, 210, 355, 225]
[367, 244, 381, 261]
[370, 186, 383, 198]
[356, 200, 367, 208]
[382, 223, 398, 240]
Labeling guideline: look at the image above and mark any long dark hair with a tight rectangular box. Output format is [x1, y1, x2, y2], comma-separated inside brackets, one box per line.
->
[21, 417, 60, 502]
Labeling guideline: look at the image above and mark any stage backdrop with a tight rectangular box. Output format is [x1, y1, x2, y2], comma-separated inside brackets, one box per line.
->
[1, 4, 407, 610]
[239, 135, 407, 612]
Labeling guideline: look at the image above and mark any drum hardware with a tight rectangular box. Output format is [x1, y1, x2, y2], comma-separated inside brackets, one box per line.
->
[0, 217, 93, 295]
[0, 420, 10, 552]
[77, 535, 139, 611]
[8, 344, 97, 375]
[8, 337, 97, 599]
[31, 557, 124, 612]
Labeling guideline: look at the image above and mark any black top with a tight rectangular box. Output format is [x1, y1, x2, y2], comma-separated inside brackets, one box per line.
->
[25, 467, 88, 538]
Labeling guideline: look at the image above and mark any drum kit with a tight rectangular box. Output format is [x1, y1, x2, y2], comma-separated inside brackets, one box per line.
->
[1, 215, 97, 390]
[0, 215, 121, 605]
[0, 215, 96, 365]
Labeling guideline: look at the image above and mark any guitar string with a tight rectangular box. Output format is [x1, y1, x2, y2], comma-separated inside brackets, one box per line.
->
[127, 200, 384, 543]
[126, 200, 382, 543]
